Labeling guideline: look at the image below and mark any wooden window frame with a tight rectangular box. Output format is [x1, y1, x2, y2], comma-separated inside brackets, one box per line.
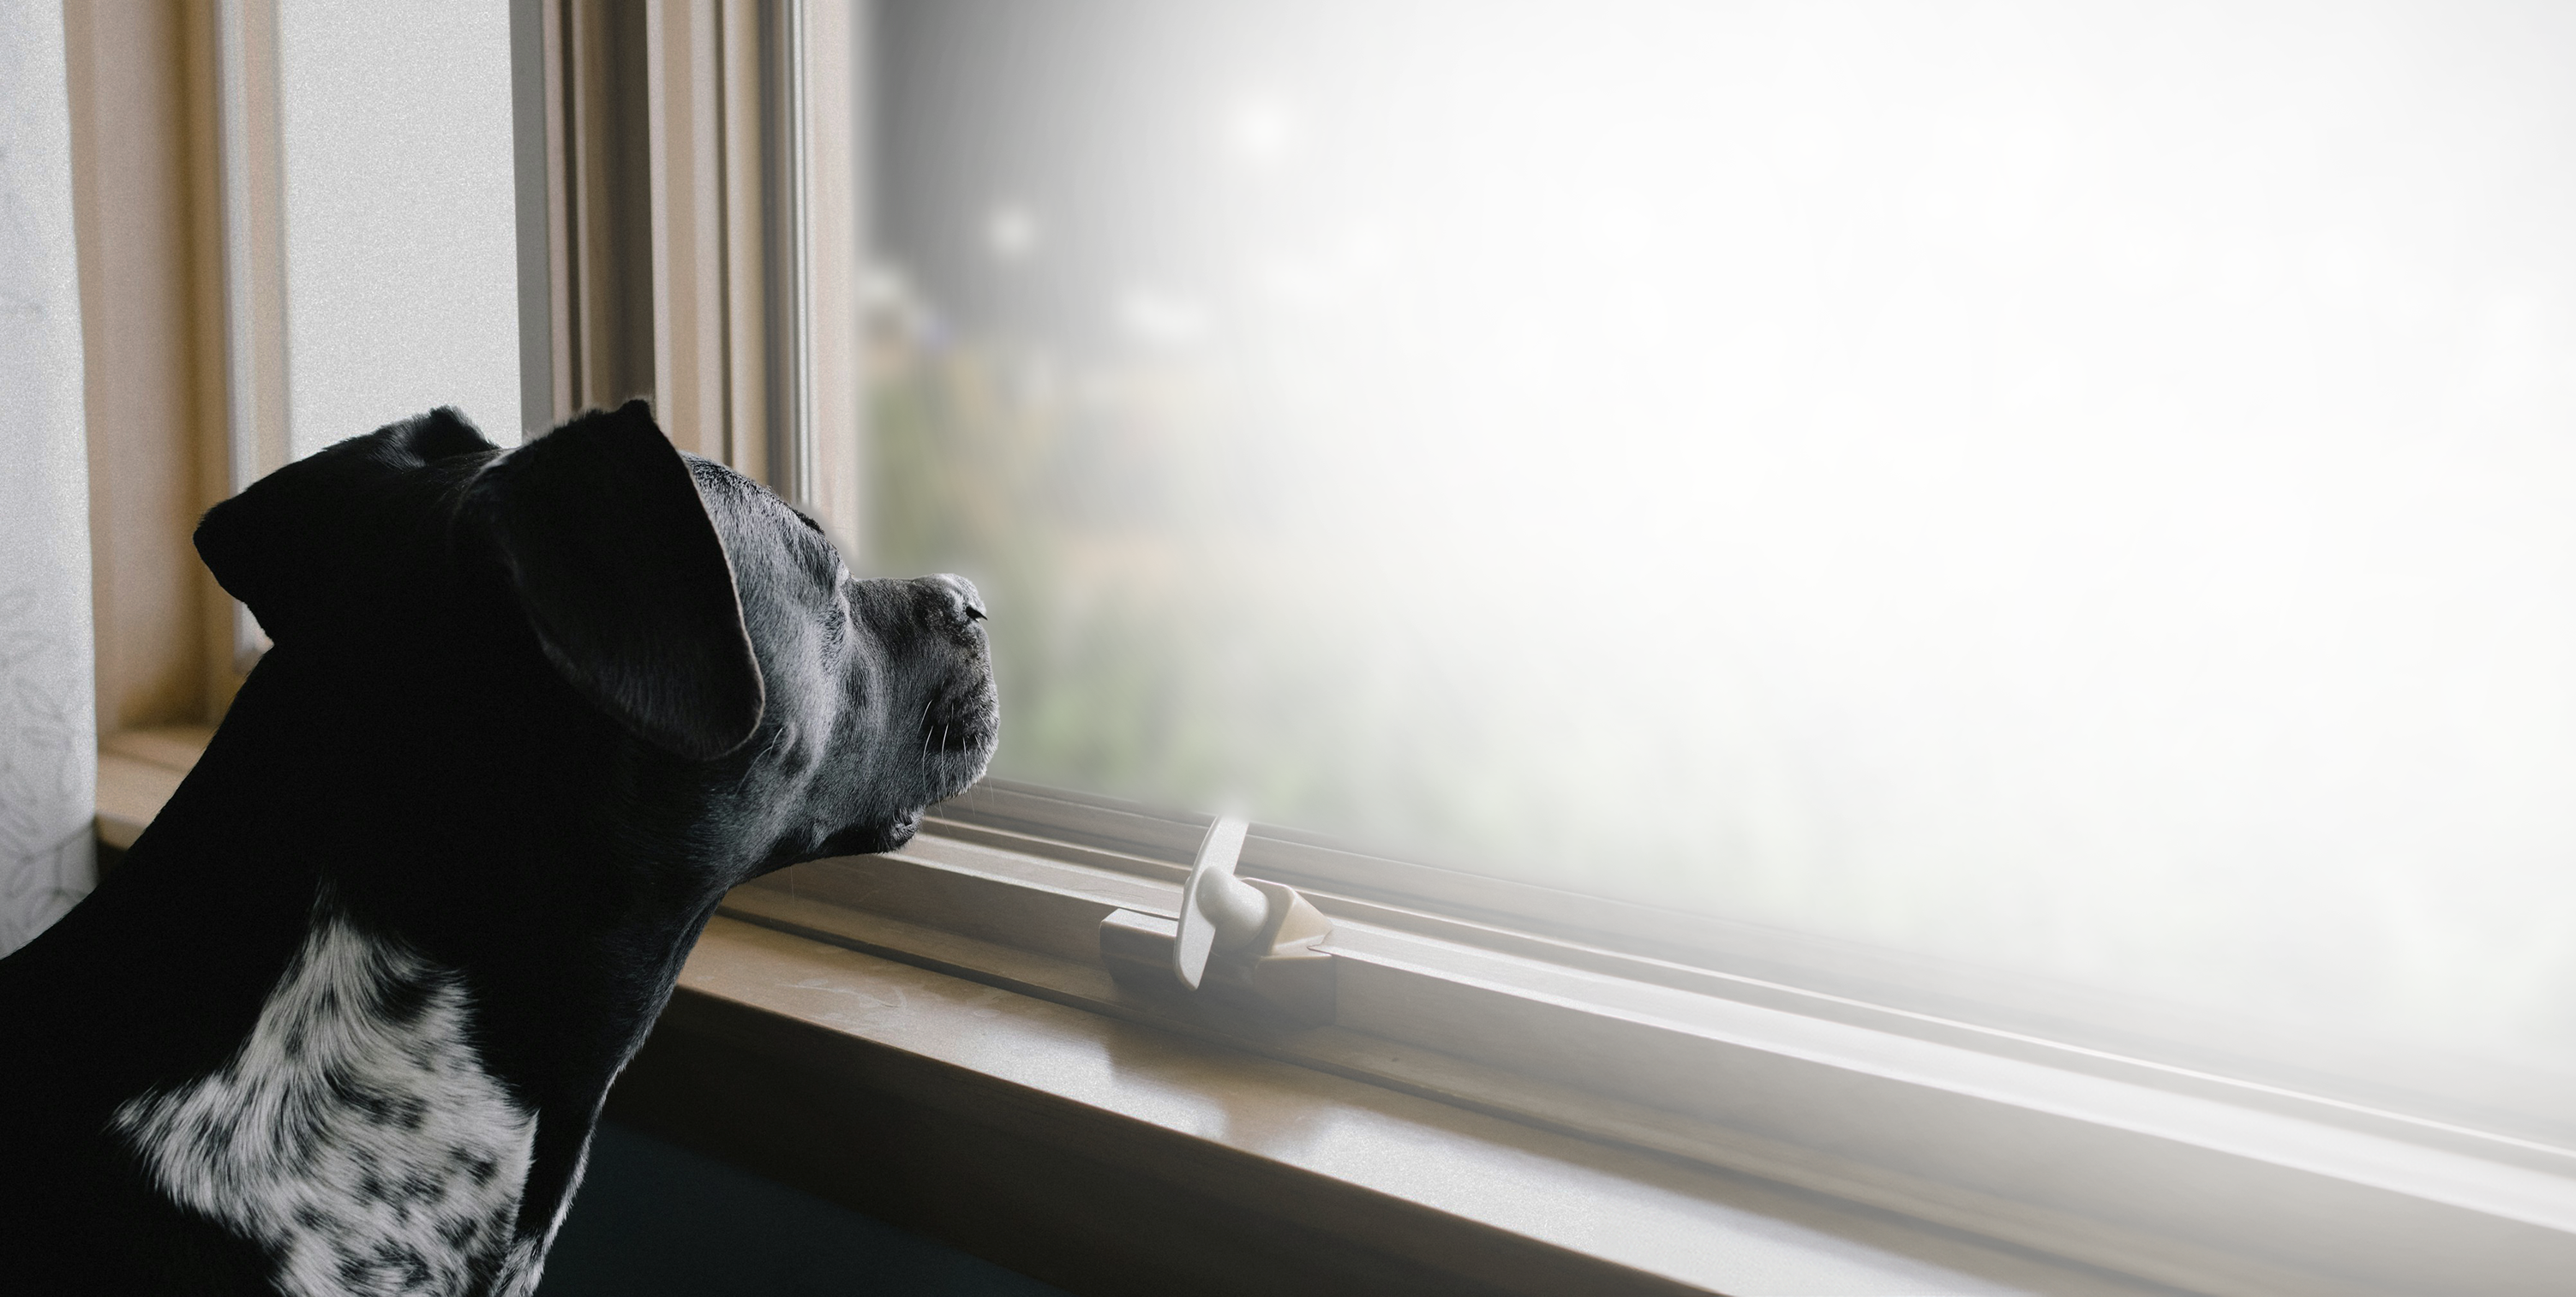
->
[65, 0, 238, 738]
[513, 0, 864, 554]
[640, 785, 2573, 1297]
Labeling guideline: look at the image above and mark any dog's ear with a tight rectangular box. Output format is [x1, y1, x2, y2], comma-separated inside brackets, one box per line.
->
[476, 400, 765, 762]
[196, 406, 499, 645]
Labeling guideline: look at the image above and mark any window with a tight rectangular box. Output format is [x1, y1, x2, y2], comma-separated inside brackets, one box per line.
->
[863, 0, 2576, 1114]
[68, 3, 2576, 1290]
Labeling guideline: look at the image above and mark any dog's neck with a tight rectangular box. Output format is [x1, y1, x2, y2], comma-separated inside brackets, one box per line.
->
[76, 646, 746, 1251]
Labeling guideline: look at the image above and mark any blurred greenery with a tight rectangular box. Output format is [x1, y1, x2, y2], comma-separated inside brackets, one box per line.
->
[872, 344, 1265, 813]
[868, 341, 1563, 872]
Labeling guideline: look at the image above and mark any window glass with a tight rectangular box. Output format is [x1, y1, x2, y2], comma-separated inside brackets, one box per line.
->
[278, 0, 521, 456]
[867, 0, 2576, 1068]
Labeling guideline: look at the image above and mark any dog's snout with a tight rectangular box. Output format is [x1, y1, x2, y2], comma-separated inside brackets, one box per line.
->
[925, 573, 987, 625]
[906, 573, 999, 795]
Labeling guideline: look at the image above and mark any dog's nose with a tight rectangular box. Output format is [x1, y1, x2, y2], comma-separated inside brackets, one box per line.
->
[926, 573, 986, 624]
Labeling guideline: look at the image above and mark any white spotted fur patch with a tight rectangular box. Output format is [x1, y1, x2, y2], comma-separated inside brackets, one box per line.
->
[111, 906, 555, 1296]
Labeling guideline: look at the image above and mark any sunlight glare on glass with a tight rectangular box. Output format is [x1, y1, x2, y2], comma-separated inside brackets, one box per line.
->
[983, 203, 1040, 263]
[1243, 3, 2574, 1053]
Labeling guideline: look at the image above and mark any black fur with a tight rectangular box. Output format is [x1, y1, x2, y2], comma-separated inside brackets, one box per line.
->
[0, 402, 997, 1294]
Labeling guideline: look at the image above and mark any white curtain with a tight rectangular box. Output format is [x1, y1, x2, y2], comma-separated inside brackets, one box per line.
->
[0, 0, 98, 956]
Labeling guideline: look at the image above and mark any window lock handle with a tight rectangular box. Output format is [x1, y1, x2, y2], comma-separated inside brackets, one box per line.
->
[1098, 814, 1336, 1024]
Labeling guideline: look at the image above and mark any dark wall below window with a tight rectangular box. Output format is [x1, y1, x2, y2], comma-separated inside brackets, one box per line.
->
[536, 1121, 1071, 1297]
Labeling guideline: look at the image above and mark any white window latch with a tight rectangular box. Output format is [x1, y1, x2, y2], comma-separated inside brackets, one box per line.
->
[1099, 814, 1334, 1024]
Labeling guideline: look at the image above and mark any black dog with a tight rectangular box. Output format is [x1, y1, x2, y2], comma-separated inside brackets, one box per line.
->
[0, 401, 997, 1294]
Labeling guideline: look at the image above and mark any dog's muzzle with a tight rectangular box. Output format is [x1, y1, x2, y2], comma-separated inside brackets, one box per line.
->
[913, 573, 999, 798]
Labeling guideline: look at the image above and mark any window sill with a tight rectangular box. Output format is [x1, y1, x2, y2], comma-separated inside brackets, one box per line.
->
[95, 725, 210, 851]
[615, 913, 2167, 1296]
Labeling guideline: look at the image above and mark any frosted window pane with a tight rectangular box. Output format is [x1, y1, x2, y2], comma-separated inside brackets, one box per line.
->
[871, 1, 2576, 1066]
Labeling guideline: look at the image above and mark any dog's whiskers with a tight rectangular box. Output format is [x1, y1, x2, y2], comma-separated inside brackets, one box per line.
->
[734, 726, 789, 792]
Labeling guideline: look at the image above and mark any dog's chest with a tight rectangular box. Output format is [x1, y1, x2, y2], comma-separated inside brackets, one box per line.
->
[111, 908, 552, 1296]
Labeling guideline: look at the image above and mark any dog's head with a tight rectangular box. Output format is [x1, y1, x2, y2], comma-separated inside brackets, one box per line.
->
[194, 401, 997, 882]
